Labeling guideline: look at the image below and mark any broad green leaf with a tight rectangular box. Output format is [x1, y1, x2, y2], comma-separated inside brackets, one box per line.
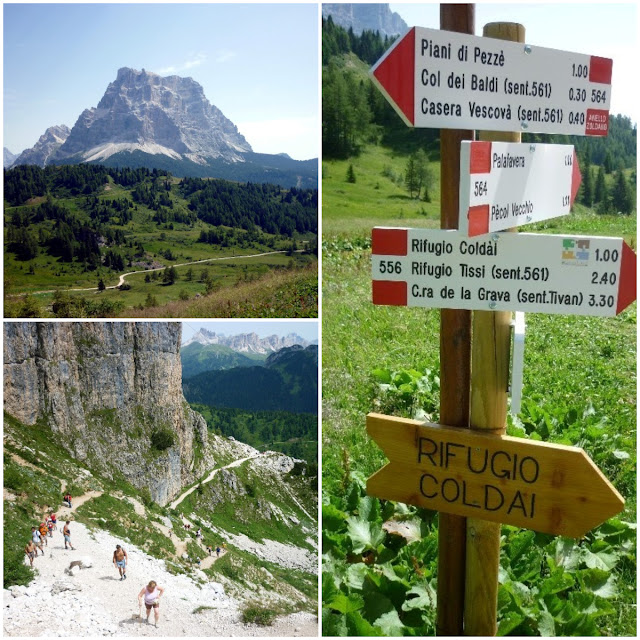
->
[537, 610, 556, 636]
[402, 582, 436, 611]
[612, 449, 630, 459]
[374, 609, 406, 636]
[559, 613, 599, 636]
[323, 503, 347, 533]
[569, 591, 614, 618]
[382, 517, 422, 543]
[344, 563, 370, 591]
[582, 546, 620, 571]
[346, 610, 384, 636]
[497, 611, 524, 636]
[553, 537, 583, 571]
[358, 494, 382, 523]
[322, 608, 347, 636]
[322, 571, 340, 602]
[538, 568, 575, 597]
[577, 568, 618, 598]
[346, 516, 385, 553]
[323, 529, 347, 557]
[328, 593, 364, 614]
[371, 368, 392, 384]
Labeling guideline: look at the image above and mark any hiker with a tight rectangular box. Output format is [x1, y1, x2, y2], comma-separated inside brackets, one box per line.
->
[31, 527, 45, 556]
[39, 522, 49, 546]
[216, 545, 221, 557]
[138, 580, 164, 626]
[63, 521, 75, 550]
[113, 544, 128, 580]
[63, 493, 72, 509]
[50, 512, 57, 530]
[47, 518, 54, 537]
[206, 545, 212, 556]
[25, 540, 37, 566]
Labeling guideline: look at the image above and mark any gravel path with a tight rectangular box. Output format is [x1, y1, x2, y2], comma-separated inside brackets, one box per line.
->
[3, 519, 317, 637]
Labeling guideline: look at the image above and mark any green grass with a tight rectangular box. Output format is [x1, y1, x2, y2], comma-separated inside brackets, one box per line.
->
[242, 604, 278, 626]
[322, 146, 636, 635]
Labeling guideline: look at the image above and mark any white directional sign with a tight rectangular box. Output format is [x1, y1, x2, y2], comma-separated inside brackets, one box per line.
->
[371, 227, 636, 317]
[371, 26, 612, 135]
[459, 141, 582, 236]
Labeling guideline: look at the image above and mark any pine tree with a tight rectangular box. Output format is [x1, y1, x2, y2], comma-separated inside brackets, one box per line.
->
[580, 162, 593, 207]
[346, 164, 356, 183]
[594, 165, 607, 205]
[611, 168, 633, 214]
[405, 155, 419, 198]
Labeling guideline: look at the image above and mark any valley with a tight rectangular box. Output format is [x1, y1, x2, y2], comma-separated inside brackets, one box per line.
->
[4, 166, 317, 318]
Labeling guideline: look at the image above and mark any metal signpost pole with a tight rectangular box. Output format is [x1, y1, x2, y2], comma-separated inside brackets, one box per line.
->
[437, 4, 474, 636]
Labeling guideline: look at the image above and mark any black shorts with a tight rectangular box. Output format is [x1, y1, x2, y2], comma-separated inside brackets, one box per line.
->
[145, 601, 159, 610]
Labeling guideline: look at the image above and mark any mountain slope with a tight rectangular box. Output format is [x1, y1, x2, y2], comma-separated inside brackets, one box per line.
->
[12, 125, 70, 167]
[181, 342, 267, 378]
[3, 322, 318, 633]
[4, 147, 18, 168]
[183, 345, 318, 414]
[14, 67, 318, 188]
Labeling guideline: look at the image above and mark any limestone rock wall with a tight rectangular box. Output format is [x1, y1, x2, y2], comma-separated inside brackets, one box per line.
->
[3, 322, 208, 505]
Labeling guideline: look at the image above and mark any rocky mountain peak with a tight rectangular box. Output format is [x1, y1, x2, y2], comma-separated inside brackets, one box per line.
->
[323, 3, 408, 37]
[46, 67, 251, 166]
[12, 124, 70, 167]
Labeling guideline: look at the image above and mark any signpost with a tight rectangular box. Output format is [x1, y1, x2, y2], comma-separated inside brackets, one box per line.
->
[372, 227, 636, 316]
[370, 26, 612, 135]
[366, 413, 625, 538]
[459, 141, 582, 236]
[364, 7, 627, 636]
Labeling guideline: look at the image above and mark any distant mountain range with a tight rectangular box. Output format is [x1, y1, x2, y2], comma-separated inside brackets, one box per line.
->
[181, 329, 314, 379]
[183, 344, 318, 414]
[10, 67, 317, 189]
[322, 3, 408, 37]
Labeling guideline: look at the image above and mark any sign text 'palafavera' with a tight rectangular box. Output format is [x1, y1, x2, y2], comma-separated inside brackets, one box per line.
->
[366, 413, 625, 538]
[370, 26, 612, 136]
[371, 227, 636, 317]
[459, 141, 581, 236]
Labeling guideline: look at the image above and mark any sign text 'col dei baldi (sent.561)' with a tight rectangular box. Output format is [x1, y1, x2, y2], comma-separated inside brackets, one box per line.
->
[370, 26, 612, 135]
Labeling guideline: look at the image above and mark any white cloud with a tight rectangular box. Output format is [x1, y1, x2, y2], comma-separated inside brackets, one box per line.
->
[156, 53, 207, 75]
[236, 117, 318, 160]
[215, 50, 236, 64]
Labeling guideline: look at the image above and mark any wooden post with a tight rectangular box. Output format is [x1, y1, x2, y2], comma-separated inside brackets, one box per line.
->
[437, 4, 474, 637]
[464, 21, 525, 637]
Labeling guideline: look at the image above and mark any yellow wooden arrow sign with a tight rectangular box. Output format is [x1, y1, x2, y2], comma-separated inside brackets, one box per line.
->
[366, 413, 624, 538]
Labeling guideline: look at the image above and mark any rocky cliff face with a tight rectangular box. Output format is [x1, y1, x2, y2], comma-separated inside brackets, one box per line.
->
[322, 3, 408, 37]
[12, 125, 70, 167]
[3, 322, 210, 505]
[52, 67, 251, 166]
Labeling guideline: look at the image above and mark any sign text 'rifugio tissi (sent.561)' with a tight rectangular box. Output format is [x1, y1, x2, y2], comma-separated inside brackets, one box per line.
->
[371, 227, 636, 317]
[366, 413, 625, 538]
[370, 26, 612, 135]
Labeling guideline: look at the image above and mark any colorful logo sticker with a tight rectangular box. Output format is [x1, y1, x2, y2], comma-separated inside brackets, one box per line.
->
[562, 238, 590, 266]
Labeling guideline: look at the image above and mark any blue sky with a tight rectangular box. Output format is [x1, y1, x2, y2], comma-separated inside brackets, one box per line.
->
[3, 3, 319, 159]
[181, 320, 318, 344]
[389, 3, 637, 120]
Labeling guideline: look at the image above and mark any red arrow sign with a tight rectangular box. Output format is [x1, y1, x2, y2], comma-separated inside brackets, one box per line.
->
[460, 141, 582, 236]
[371, 227, 637, 316]
[370, 26, 613, 136]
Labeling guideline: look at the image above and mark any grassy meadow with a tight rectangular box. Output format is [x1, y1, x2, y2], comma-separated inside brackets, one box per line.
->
[322, 144, 636, 635]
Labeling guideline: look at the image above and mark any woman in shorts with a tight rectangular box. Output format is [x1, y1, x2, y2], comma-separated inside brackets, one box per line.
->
[138, 580, 164, 626]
